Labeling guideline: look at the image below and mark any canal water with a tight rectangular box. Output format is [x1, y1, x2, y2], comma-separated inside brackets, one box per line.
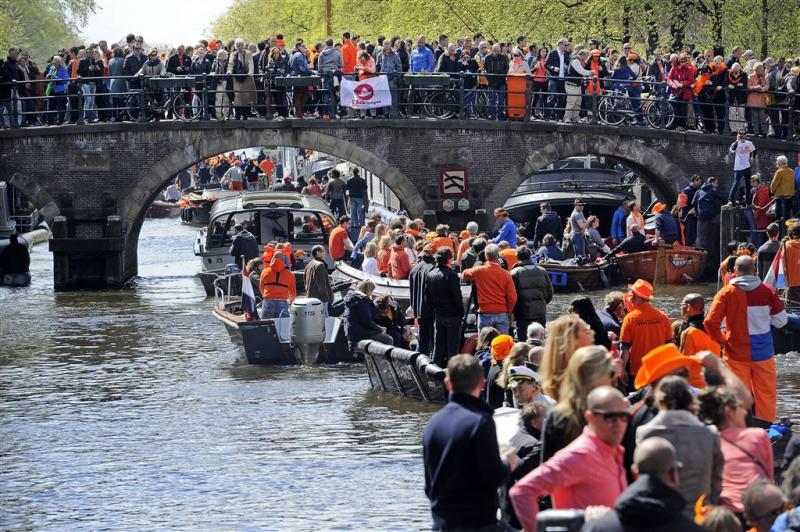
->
[2, 218, 799, 529]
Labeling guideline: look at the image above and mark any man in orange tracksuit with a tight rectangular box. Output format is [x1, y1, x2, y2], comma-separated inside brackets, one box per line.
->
[462, 243, 517, 334]
[678, 293, 720, 388]
[259, 252, 297, 319]
[705, 255, 787, 421]
[619, 279, 673, 381]
[388, 234, 412, 279]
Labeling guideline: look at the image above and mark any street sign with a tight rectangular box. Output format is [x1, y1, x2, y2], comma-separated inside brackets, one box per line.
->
[442, 199, 455, 212]
[457, 198, 470, 211]
[439, 167, 469, 197]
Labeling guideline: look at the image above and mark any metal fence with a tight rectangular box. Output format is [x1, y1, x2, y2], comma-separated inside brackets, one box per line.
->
[1, 72, 798, 139]
[356, 339, 446, 403]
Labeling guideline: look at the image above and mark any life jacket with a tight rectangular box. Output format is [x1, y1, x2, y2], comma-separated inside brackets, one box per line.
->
[259, 255, 296, 301]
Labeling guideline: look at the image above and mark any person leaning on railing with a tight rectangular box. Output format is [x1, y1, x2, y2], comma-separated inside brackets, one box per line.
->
[667, 53, 694, 131]
[44, 56, 69, 125]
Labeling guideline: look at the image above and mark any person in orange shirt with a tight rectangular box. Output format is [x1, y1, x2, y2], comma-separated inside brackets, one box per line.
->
[258, 252, 297, 318]
[259, 158, 275, 187]
[432, 224, 455, 252]
[341, 32, 357, 75]
[405, 221, 423, 239]
[388, 234, 412, 279]
[376, 235, 392, 274]
[328, 215, 353, 262]
[456, 222, 479, 263]
[619, 279, 673, 381]
[462, 244, 517, 334]
[498, 241, 518, 270]
[677, 293, 720, 388]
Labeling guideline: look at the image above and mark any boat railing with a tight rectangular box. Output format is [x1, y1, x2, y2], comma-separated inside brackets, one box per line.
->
[355, 340, 447, 403]
[213, 271, 245, 310]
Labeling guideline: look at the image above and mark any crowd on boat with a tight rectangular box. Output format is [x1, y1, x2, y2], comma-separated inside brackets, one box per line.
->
[1, 31, 799, 134]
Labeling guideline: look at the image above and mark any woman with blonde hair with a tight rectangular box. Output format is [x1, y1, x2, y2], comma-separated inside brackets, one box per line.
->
[362, 242, 380, 276]
[540, 345, 615, 461]
[539, 314, 596, 400]
[376, 235, 393, 274]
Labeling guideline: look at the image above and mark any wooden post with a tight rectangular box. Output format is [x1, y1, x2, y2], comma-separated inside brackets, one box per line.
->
[654, 239, 667, 287]
[325, 0, 333, 38]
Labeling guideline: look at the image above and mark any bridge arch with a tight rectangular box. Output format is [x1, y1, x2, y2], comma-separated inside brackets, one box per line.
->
[485, 134, 688, 215]
[8, 172, 61, 222]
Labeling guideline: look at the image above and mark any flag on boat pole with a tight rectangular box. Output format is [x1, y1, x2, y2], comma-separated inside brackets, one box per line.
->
[764, 243, 787, 290]
[241, 256, 258, 321]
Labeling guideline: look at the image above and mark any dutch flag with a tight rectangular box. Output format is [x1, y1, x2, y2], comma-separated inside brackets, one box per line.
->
[764, 244, 787, 290]
[241, 268, 258, 321]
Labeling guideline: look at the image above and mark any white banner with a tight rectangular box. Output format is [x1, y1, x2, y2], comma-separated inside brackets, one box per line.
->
[340, 76, 392, 109]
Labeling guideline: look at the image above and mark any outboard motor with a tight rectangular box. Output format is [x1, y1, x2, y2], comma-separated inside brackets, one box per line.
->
[290, 298, 327, 365]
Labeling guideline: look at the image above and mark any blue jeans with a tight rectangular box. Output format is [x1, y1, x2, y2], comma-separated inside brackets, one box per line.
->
[464, 87, 477, 117]
[321, 73, 337, 117]
[260, 299, 288, 319]
[329, 197, 346, 219]
[571, 232, 586, 258]
[81, 83, 97, 120]
[477, 313, 509, 334]
[729, 167, 753, 204]
[350, 197, 365, 227]
[546, 78, 565, 119]
[487, 86, 505, 119]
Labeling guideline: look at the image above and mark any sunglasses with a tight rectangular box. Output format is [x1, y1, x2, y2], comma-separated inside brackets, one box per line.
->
[591, 409, 631, 422]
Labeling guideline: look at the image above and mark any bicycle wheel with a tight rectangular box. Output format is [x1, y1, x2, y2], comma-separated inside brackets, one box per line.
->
[598, 95, 626, 126]
[125, 92, 156, 122]
[475, 90, 491, 119]
[644, 99, 675, 129]
[426, 90, 457, 119]
[173, 91, 201, 121]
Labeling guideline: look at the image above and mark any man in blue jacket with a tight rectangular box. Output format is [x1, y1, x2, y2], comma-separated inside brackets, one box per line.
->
[611, 199, 630, 246]
[423, 354, 517, 530]
[493, 208, 517, 248]
[692, 176, 724, 264]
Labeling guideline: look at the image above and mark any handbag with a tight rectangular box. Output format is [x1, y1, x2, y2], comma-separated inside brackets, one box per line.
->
[45, 82, 54, 96]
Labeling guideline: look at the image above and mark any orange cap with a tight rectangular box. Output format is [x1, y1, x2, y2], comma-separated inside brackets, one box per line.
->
[628, 53, 639, 61]
[634, 344, 701, 389]
[628, 279, 654, 300]
[459, 230, 471, 239]
[652, 202, 667, 214]
[676, 193, 689, 208]
[491, 334, 515, 362]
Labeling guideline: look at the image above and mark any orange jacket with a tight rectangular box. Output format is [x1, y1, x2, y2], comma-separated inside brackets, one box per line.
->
[456, 238, 472, 263]
[342, 40, 357, 74]
[680, 321, 720, 388]
[786, 240, 800, 288]
[377, 248, 391, 273]
[388, 245, 412, 279]
[432, 236, 455, 252]
[619, 303, 672, 376]
[259, 256, 296, 302]
[462, 260, 517, 314]
[500, 248, 518, 270]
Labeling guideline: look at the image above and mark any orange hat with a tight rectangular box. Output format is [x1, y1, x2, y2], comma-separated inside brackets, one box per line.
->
[628, 279, 654, 300]
[423, 243, 436, 253]
[276, 39, 285, 47]
[634, 344, 701, 389]
[652, 202, 666, 214]
[208, 40, 219, 51]
[627, 53, 639, 61]
[459, 230, 471, 239]
[676, 193, 689, 208]
[491, 335, 515, 362]
[295, 250, 306, 258]
[425, 232, 436, 240]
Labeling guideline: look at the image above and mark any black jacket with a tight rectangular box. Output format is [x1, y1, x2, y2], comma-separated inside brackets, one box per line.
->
[546, 49, 570, 78]
[584, 475, 704, 532]
[425, 265, 465, 319]
[122, 52, 146, 78]
[423, 393, 510, 529]
[540, 408, 580, 462]
[533, 211, 563, 246]
[483, 54, 509, 87]
[510, 259, 553, 320]
[0, 56, 22, 100]
[608, 232, 647, 256]
[409, 259, 435, 319]
[343, 291, 383, 349]
[166, 53, 192, 75]
[229, 230, 259, 270]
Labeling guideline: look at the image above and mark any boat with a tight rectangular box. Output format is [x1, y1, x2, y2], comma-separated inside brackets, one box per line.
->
[212, 275, 357, 365]
[612, 247, 708, 285]
[147, 200, 180, 219]
[180, 184, 243, 226]
[331, 261, 473, 310]
[193, 191, 336, 296]
[503, 156, 636, 236]
[537, 259, 611, 292]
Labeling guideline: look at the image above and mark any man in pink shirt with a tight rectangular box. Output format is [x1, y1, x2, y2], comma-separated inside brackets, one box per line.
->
[509, 386, 630, 531]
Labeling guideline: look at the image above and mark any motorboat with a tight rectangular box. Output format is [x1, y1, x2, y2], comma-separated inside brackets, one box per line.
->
[503, 157, 636, 236]
[612, 247, 708, 285]
[147, 200, 181, 219]
[537, 259, 611, 292]
[179, 184, 243, 226]
[194, 191, 336, 297]
[212, 274, 357, 365]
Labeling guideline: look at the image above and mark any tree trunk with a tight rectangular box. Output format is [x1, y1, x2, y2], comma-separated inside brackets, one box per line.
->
[711, 0, 724, 56]
[760, 0, 769, 58]
[669, 0, 689, 52]
[644, 1, 659, 56]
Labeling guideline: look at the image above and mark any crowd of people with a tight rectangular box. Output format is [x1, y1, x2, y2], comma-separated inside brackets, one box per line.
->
[1, 33, 799, 135]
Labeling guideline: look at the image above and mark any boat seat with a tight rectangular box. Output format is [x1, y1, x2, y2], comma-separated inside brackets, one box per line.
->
[324, 318, 342, 344]
[273, 318, 292, 342]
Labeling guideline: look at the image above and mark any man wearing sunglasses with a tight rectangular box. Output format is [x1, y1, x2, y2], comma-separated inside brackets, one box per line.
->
[509, 386, 629, 531]
[584, 437, 704, 532]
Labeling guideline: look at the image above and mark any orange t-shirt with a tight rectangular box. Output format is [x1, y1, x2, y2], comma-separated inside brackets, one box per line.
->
[432, 236, 455, 252]
[456, 238, 472, 263]
[342, 40, 357, 74]
[620, 303, 673, 376]
[680, 325, 720, 388]
[377, 248, 391, 273]
[259, 160, 275, 185]
[328, 226, 348, 260]
[500, 248, 518, 270]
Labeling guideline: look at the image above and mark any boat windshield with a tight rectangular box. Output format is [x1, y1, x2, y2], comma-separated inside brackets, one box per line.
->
[207, 209, 335, 249]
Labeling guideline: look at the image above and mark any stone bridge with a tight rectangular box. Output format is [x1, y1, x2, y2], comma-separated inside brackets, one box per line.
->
[1, 119, 797, 289]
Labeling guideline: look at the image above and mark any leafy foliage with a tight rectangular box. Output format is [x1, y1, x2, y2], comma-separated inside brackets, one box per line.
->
[211, 0, 799, 58]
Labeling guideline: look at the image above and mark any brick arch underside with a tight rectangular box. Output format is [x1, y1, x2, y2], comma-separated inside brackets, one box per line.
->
[8, 172, 60, 222]
[485, 134, 688, 214]
[121, 128, 425, 269]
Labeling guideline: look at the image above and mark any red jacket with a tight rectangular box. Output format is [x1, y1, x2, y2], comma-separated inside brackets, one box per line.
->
[752, 185, 772, 229]
[667, 64, 694, 100]
[388, 245, 411, 279]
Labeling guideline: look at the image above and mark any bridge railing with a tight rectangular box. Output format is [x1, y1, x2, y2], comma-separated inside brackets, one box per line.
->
[1, 72, 797, 139]
[355, 339, 447, 403]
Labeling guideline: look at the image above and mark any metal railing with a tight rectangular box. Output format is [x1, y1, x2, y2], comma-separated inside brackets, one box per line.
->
[1, 72, 798, 139]
[356, 339, 447, 403]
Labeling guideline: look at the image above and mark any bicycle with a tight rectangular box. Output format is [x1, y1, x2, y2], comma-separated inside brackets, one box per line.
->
[124, 76, 202, 122]
[598, 82, 675, 129]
